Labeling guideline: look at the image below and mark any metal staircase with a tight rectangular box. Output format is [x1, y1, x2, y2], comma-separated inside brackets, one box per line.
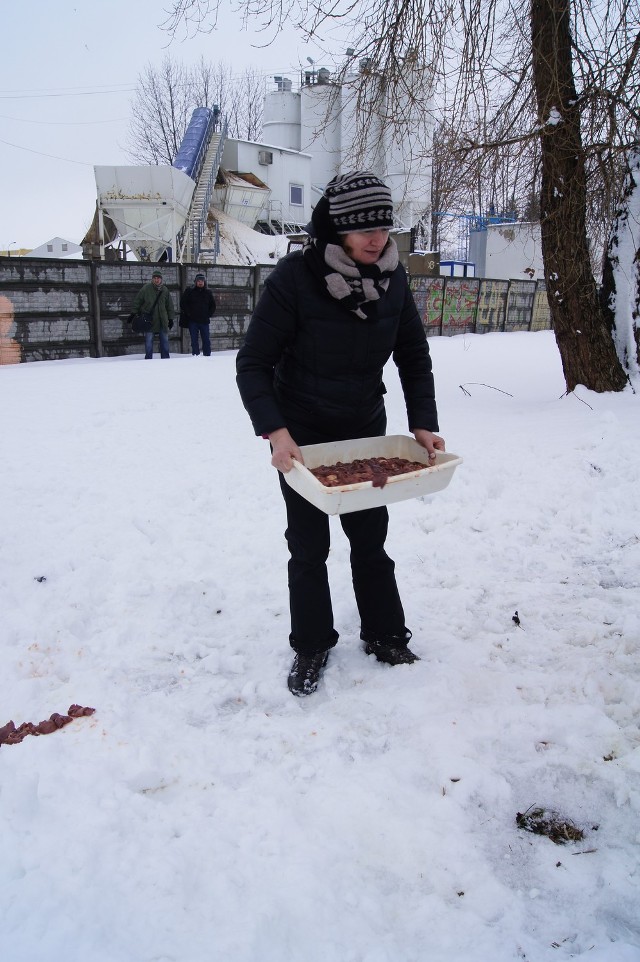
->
[177, 120, 227, 263]
[255, 197, 307, 237]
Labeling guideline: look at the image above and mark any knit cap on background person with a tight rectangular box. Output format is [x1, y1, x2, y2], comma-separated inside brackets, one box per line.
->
[309, 171, 394, 242]
[194, 273, 207, 285]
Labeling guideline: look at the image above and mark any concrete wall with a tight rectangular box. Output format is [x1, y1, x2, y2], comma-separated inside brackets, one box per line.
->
[0, 256, 552, 366]
[0, 258, 271, 364]
[409, 276, 552, 336]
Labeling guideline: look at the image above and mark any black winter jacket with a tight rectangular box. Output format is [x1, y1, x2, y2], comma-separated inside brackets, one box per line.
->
[236, 250, 439, 442]
[180, 285, 216, 326]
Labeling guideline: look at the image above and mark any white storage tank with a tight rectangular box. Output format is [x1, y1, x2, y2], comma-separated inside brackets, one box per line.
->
[338, 74, 383, 173]
[300, 81, 342, 191]
[262, 82, 301, 151]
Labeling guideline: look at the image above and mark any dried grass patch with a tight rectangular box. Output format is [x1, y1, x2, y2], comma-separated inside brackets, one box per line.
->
[516, 806, 585, 844]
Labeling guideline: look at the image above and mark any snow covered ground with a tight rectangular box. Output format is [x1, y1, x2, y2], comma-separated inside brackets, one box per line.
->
[1, 331, 639, 962]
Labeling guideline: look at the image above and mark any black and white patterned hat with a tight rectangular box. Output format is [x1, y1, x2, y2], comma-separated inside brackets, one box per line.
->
[325, 171, 394, 234]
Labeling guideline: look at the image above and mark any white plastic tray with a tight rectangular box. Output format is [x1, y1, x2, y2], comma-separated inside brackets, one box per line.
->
[283, 435, 463, 515]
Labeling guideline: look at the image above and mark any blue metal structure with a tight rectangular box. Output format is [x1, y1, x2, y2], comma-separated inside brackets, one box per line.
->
[433, 208, 518, 262]
[173, 107, 217, 183]
[172, 105, 227, 263]
[432, 209, 518, 233]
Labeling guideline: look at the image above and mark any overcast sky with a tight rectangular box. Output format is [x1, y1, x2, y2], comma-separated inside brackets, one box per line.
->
[0, 0, 325, 250]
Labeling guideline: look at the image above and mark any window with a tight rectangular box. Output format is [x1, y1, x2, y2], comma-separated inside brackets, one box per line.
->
[62, 243, 68, 251]
[290, 184, 303, 206]
[47, 244, 53, 252]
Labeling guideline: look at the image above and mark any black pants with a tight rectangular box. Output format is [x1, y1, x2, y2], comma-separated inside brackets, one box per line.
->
[278, 471, 406, 656]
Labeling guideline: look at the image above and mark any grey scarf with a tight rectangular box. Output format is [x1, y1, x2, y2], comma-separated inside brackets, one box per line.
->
[303, 236, 399, 319]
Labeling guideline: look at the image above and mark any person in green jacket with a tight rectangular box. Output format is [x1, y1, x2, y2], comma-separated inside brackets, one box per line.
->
[132, 269, 175, 359]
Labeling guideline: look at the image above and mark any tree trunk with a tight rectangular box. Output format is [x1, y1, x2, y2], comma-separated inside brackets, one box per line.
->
[530, 0, 628, 392]
[600, 148, 640, 390]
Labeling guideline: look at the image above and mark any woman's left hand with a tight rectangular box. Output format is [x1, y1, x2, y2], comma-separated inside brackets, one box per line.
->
[412, 428, 446, 461]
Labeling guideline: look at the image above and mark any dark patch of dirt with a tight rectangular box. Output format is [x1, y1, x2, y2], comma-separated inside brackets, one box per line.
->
[516, 806, 585, 844]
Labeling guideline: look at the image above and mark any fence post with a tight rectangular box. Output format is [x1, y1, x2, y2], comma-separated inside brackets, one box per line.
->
[473, 280, 479, 333]
[527, 282, 535, 331]
[179, 262, 188, 354]
[89, 260, 103, 358]
[252, 265, 261, 314]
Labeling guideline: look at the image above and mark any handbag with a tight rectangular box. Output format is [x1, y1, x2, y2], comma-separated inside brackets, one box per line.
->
[131, 311, 153, 334]
[131, 288, 163, 334]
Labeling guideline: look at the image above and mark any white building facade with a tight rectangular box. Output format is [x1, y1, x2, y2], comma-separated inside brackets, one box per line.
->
[220, 139, 312, 228]
[28, 237, 83, 259]
[469, 222, 544, 280]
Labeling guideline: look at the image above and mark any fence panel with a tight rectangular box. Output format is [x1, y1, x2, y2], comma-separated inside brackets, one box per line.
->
[441, 278, 480, 335]
[505, 279, 536, 331]
[99, 262, 181, 356]
[409, 276, 445, 336]
[531, 280, 552, 331]
[0, 259, 93, 361]
[476, 280, 509, 333]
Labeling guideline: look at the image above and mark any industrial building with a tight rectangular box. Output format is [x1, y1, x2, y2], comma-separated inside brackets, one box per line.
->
[89, 56, 434, 265]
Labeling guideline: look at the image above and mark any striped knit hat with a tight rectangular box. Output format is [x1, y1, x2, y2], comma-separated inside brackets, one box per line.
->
[324, 171, 394, 234]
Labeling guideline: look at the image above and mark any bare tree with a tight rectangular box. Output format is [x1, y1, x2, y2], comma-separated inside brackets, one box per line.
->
[212, 65, 266, 140]
[160, 0, 639, 392]
[238, 67, 266, 141]
[430, 110, 542, 256]
[127, 56, 194, 165]
[126, 56, 266, 163]
[430, 122, 465, 252]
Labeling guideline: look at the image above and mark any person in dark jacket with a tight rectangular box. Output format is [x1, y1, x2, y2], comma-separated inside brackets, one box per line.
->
[180, 272, 216, 355]
[236, 171, 445, 697]
[131, 269, 175, 359]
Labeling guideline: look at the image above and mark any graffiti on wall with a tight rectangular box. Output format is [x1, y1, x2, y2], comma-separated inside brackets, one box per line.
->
[410, 275, 552, 336]
[409, 277, 445, 335]
[441, 279, 480, 334]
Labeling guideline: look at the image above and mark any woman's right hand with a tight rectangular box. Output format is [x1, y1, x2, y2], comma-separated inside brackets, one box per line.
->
[268, 428, 304, 473]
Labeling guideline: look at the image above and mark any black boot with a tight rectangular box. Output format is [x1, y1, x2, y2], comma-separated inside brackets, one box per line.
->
[288, 650, 330, 697]
[361, 628, 420, 665]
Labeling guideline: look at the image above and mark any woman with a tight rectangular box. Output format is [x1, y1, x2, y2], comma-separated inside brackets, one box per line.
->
[236, 171, 445, 696]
